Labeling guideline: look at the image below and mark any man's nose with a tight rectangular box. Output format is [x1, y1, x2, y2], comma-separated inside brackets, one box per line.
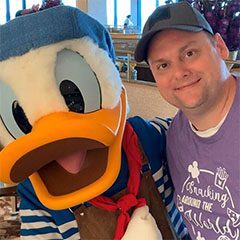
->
[174, 61, 191, 80]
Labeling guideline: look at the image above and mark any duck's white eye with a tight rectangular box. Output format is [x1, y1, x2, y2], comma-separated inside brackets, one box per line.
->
[0, 81, 32, 139]
[55, 49, 101, 113]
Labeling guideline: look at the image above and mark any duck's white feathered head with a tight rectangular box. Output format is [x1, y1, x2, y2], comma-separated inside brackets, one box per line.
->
[0, 6, 127, 210]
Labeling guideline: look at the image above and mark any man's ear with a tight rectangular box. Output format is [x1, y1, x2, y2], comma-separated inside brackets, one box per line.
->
[214, 33, 229, 60]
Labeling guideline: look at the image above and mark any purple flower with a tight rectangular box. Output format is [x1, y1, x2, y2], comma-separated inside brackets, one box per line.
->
[191, 0, 240, 51]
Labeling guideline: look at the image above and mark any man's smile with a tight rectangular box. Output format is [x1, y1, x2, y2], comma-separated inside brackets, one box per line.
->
[175, 78, 201, 91]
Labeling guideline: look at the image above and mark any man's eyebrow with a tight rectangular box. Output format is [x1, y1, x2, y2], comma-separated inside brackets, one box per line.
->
[149, 58, 167, 65]
[179, 41, 198, 53]
[149, 41, 198, 64]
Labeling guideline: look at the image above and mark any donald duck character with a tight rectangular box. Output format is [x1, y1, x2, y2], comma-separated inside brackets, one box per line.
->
[0, 5, 188, 240]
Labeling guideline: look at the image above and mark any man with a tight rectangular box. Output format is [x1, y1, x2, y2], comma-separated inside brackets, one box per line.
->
[124, 15, 134, 28]
[0, 4, 189, 240]
[135, 2, 239, 239]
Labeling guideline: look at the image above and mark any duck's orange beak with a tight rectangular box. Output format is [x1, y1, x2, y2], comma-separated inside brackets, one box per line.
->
[0, 88, 127, 210]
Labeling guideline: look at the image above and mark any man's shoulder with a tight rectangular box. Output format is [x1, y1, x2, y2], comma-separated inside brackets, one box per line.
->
[168, 111, 186, 130]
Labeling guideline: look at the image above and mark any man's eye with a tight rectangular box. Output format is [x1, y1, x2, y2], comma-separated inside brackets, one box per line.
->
[158, 63, 168, 70]
[185, 51, 195, 58]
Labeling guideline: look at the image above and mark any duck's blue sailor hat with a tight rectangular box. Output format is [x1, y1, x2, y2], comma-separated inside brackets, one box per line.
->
[0, 5, 115, 62]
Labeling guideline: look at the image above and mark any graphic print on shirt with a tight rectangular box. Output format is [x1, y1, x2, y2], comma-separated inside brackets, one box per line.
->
[176, 161, 239, 240]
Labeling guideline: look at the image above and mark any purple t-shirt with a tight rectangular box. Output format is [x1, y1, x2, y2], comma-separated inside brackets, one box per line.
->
[167, 77, 240, 240]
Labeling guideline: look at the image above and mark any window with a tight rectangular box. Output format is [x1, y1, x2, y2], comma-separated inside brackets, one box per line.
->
[106, 0, 114, 26]
[25, 0, 42, 9]
[0, 0, 76, 24]
[141, 0, 156, 30]
[106, 0, 131, 27]
[158, 0, 167, 6]
[105, 0, 179, 31]
[116, 0, 130, 26]
[62, 0, 76, 7]
[106, 0, 167, 30]
[0, 0, 6, 24]
[11, 1, 26, 19]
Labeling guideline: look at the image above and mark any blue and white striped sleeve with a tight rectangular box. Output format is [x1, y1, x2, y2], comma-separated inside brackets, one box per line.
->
[150, 118, 189, 239]
[17, 179, 80, 240]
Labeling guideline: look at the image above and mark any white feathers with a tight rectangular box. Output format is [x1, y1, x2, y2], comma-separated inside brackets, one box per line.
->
[0, 37, 122, 125]
[68, 38, 122, 109]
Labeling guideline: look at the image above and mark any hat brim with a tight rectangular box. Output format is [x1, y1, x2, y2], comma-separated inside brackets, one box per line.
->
[134, 25, 203, 63]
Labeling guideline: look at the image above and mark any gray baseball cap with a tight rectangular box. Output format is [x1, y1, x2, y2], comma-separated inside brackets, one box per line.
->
[134, 1, 213, 62]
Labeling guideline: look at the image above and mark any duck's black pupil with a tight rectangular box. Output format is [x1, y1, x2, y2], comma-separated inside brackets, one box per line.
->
[12, 101, 32, 134]
[60, 80, 84, 113]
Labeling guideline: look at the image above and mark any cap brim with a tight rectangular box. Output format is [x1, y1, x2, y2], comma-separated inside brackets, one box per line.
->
[134, 25, 203, 63]
[134, 30, 157, 63]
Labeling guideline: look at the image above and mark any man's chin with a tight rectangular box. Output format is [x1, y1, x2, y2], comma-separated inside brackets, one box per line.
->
[176, 98, 206, 113]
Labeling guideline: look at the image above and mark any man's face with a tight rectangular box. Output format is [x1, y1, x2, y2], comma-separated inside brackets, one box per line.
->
[148, 30, 229, 115]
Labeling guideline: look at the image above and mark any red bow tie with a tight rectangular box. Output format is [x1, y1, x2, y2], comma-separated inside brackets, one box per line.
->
[90, 122, 146, 239]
